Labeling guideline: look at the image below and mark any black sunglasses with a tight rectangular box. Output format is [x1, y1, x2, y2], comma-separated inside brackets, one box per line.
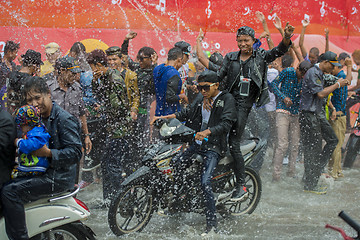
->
[197, 83, 216, 92]
[138, 56, 150, 61]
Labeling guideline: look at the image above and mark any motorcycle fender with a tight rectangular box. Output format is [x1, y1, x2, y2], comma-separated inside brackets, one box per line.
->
[0, 197, 90, 239]
[121, 165, 151, 187]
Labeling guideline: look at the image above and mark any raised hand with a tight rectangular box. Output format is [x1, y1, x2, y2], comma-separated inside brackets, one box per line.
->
[302, 19, 310, 27]
[274, 16, 282, 29]
[125, 31, 137, 40]
[255, 11, 266, 23]
[197, 28, 205, 41]
[284, 22, 295, 38]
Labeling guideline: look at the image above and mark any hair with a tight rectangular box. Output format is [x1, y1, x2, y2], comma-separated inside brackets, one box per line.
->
[23, 76, 50, 95]
[298, 60, 312, 74]
[87, 49, 108, 67]
[137, 47, 156, 58]
[105, 47, 122, 58]
[4, 41, 20, 54]
[281, 55, 294, 68]
[352, 50, 360, 61]
[309, 47, 320, 56]
[338, 52, 350, 61]
[70, 42, 86, 56]
[167, 47, 183, 61]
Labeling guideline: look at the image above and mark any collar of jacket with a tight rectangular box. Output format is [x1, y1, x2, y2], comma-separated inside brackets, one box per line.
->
[48, 101, 60, 121]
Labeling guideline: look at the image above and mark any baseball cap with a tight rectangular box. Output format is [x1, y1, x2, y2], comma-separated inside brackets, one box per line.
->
[45, 42, 60, 54]
[236, 26, 255, 39]
[105, 46, 122, 57]
[21, 49, 44, 66]
[55, 56, 82, 73]
[174, 41, 191, 55]
[197, 70, 219, 83]
[320, 51, 342, 67]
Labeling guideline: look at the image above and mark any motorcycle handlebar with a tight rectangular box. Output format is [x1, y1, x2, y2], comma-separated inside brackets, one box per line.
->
[339, 211, 360, 234]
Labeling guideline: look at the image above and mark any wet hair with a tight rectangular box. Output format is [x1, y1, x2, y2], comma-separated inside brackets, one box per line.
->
[298, 60, 312, 74]
[87, 49, 108, 67]
[137, 47, 156, 58]
[70, 42, 86, 56]
[23, 76, 50, 95]
[167, 47, 183, 61]
[309, 47, 320, 57]
[4, 41, 20, 55]
[281, 55, 294, 68]
[338, 52, 350, 61]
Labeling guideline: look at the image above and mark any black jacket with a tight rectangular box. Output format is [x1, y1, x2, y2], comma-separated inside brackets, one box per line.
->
[0, 110, 16, 188]
[175, 91, 237, 156]
[209, 41, 290, 107]
[44, 102, 82, 189]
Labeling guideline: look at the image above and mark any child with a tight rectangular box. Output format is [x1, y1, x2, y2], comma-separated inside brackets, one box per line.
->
[12, 105, 51, 178]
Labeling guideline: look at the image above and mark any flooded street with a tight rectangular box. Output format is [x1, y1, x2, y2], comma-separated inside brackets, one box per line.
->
[78, 149, 360, 239]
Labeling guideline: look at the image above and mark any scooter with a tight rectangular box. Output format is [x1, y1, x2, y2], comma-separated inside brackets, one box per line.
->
[108, 118, 264, 236]
[0, 187, 96, 240]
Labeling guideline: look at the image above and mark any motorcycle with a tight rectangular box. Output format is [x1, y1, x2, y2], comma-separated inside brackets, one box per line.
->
[0, 187, 96, 240]
[343, 94, 360, 168]
[326, 211, 360, 240]
[108, 118, 264, 236]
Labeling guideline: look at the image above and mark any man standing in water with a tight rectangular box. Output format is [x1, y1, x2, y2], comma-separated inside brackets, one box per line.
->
[197, 23, 295, 201]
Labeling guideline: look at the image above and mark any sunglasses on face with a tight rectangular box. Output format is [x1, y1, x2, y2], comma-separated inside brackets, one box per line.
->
[197, 83, 216, 92]
[138, 56, 150, 62]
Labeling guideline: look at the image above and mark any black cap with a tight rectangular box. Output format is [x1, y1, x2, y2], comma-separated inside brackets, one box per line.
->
[198, 70, 219, 83]
[105, 46, 122, 57]
[320, 51, 342, 67]
[21, 49, 43, 66]
[174, 41, 191, 55]
[236, 26, 255, 39]
[55, 56, 82, 73]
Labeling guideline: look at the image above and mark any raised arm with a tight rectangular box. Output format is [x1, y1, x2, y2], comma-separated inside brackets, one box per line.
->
[256, 11, 275, 50]
[325, 28, 330, 53]
[299, 19, 309, 58]
[195, 29, 210, 69]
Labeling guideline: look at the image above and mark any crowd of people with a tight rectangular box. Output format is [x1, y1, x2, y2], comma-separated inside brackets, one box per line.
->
[0, 11, 360, 238]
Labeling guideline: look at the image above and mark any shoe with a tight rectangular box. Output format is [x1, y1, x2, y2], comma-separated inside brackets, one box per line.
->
[337, 172, 344, 178]
[157, 209, 173, 217]
[282, 157, 289, 165]
[201, 225, 218, 237]
[303, 186, 327, 195]
[230, 186, 249, 201]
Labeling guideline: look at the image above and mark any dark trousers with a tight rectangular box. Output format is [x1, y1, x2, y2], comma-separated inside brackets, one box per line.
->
[174, 143, 220, 227]
[1, 176, 67, 240]
[229, 106, 252, 186]
[102, 137, 135, 201]
[300, 110, 338, 190]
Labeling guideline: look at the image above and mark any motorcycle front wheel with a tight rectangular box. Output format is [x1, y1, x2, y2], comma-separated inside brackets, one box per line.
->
[108, 184, 154, 236]
[220, 166, 262, 216]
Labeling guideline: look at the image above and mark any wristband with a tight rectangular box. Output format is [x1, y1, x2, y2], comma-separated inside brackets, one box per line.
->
[336, 82, 341, 88]
[84, 133, 91, 137]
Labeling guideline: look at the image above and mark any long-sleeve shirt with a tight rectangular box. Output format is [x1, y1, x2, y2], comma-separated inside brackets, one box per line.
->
[271, 67, 302, 115]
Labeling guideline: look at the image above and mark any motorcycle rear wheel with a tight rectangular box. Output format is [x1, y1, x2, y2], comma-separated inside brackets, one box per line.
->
[220, 166, 262, 216]
[31, 223, 88, 240]
[108, 184, 154, 236]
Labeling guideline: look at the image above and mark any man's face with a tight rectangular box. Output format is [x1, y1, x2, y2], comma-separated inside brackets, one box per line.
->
[46, 50, 61, 63]
[197, 82, 218, 99]
[59, 69, 75, 85]
[181, 53, 189, 65]
[89, 63, 105, 79]
[138, 53, 152, 69]
[7, 49, 18, 62]
[26, 90, 52, 118]
[107, 55, 121, 70]
[323, 61, 335, 74]
[236, 35, 255, 54]
[308, 52, 318, 64]
[174, 57, 183, 70]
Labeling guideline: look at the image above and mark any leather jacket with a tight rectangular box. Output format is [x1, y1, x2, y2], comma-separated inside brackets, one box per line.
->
[209, 40, 291, 107]
[44, 102, 82, 189]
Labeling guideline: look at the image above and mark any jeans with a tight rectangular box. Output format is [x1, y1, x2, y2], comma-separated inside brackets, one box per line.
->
[300, 111, 338, 190]
[1, 176, 68, 240]
[102, 137, 134, 201]
[229, 106, 252, 186]
[174, 143, 220, 227]
[273, 112, 300, 179]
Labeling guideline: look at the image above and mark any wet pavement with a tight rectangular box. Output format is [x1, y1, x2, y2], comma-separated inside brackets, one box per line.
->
[78, 149, 360, 239]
